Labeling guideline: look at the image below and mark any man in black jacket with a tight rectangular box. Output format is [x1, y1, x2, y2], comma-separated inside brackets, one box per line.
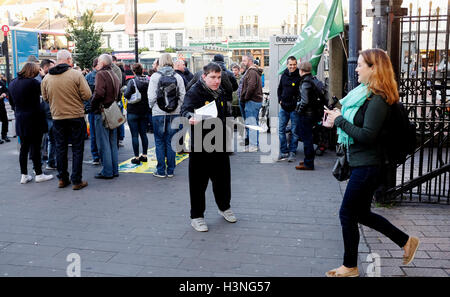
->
[277, 56, 301, 162]
[0, 76, 10, 144]
[181, 62, 236, 232]
[295, 61, 316, 170]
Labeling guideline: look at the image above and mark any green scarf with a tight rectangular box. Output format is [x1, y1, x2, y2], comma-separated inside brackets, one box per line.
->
[337, 83, 370, 147]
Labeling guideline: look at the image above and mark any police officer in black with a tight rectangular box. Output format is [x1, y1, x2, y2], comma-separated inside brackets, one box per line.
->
[181, 62, 237, 232]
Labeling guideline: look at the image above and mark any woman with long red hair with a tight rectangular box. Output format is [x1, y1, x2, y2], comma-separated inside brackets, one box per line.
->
[324, 49, 419, 277]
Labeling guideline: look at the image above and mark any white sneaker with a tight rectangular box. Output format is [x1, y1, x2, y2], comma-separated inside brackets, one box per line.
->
[191, 218, 208, 232]
[246, 146, 258, 153]
[20, 174, 33, 184]
[35, 173, 54, 183]
[218, 209, 237, 223]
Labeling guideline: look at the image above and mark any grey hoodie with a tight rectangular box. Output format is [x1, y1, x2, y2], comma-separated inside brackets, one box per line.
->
[148, 66, 186, 116]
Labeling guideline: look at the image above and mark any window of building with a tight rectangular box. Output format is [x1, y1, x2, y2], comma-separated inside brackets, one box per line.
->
[160, 33, 168, 49]
[264, 53, 270, 67]
[240, 25, 245, 37]
[129, 35, 135, 48]
[217, 16, 223, 38]
[246, 24, 251, 36]
[117, 34, 122, 49]
[210, 25, 215, 38]
[175, 33, 183, 48]
[204, 17, 209, 38]
[148, 33, 154, 48]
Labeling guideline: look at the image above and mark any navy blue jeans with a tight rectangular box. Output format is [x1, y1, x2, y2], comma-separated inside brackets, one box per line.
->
[297, 115, 315, 168]
[340, 165, 409, 267]
[53, 118, 85, 184]
[152, 115, 178, 175]
[127, 113, 149, 157]
[278, 107, 300, 154]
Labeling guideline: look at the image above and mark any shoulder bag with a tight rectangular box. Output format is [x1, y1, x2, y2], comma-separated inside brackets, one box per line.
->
[128, 79, 142, 104]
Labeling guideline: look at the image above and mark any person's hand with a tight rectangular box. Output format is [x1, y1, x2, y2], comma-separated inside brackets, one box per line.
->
[324, 108, 342, 124]
[39, 68, 45, 77]
[189, 117, 199, 125]
[0, 93, 5, 98]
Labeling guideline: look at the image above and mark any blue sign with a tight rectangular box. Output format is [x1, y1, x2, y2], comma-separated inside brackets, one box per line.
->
[11, 30, 39, 77]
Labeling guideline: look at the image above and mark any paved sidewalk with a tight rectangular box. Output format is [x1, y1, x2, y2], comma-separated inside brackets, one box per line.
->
[359, 203, 450, 277]
[0, 127, 448, 277]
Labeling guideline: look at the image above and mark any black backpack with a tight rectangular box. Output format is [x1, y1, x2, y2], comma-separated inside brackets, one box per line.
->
[310, 76, 329, 109]
[302, 75, 329, 120]
[383, 102, 416, 165]
[156, 71, 179, 113]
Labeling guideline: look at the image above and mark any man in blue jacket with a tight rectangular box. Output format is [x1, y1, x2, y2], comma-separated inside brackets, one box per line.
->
[277, 56, 301, 162]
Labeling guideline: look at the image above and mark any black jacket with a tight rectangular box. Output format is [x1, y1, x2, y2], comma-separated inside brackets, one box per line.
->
[181, 80, 228, 153]
[175, 70, 189, 88]
[277, 68, 301, 112]
[9, 76, 47, 138]
[297, 73, 318, 117]
[124, 75, 150, 115]
[0, 79, 11, 109]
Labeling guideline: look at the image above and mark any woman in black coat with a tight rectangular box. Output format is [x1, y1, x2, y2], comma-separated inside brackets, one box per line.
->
[8, 62, 53, 184]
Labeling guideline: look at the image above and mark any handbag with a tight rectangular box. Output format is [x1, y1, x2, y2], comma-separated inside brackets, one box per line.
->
[332, 143, 351, 181]
[101, 71, 126, 129]
[128, 79, 141, 104]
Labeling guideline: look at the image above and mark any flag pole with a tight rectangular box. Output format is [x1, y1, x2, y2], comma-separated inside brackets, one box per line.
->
[339, 33, 348, 60]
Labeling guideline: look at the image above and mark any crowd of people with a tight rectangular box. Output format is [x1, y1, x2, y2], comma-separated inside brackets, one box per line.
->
[1, 48, 421, 276]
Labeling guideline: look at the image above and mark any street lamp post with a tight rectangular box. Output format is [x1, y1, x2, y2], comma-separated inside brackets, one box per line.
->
[134, 0, 138, 63]
[348, 0, 362, 91]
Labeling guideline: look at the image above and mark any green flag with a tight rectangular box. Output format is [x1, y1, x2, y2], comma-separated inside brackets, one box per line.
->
[278, 0, 344, 75]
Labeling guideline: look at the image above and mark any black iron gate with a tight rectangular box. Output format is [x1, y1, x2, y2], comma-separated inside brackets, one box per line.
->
[388, 3, 450, 204]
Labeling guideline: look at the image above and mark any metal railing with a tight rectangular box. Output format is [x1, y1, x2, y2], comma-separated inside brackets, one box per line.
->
[388, 3, 450, 204]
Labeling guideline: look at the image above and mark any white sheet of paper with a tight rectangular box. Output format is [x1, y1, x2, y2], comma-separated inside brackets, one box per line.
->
[245, 124, 265, 132]
[230, 119, 264, 131]
[194, 101, 218, 118]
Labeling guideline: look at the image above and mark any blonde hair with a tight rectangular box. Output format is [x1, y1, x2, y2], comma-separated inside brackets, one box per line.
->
[159, 53, 174, 67]
[359, 48, 399, 105]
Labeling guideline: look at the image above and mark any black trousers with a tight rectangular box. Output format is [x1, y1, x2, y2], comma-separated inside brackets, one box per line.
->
[340, 165, 409, 267]
[53, 118, 86, 184]
[19, 134, 43, 175]
[0, 103, 8, 138]
[189, 152, 231, 219]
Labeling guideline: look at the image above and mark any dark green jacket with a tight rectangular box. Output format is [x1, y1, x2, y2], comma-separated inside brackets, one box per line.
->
[334, 94, 390, 167]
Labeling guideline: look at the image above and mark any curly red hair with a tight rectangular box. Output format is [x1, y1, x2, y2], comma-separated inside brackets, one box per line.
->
[360, 49, 399, 105]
